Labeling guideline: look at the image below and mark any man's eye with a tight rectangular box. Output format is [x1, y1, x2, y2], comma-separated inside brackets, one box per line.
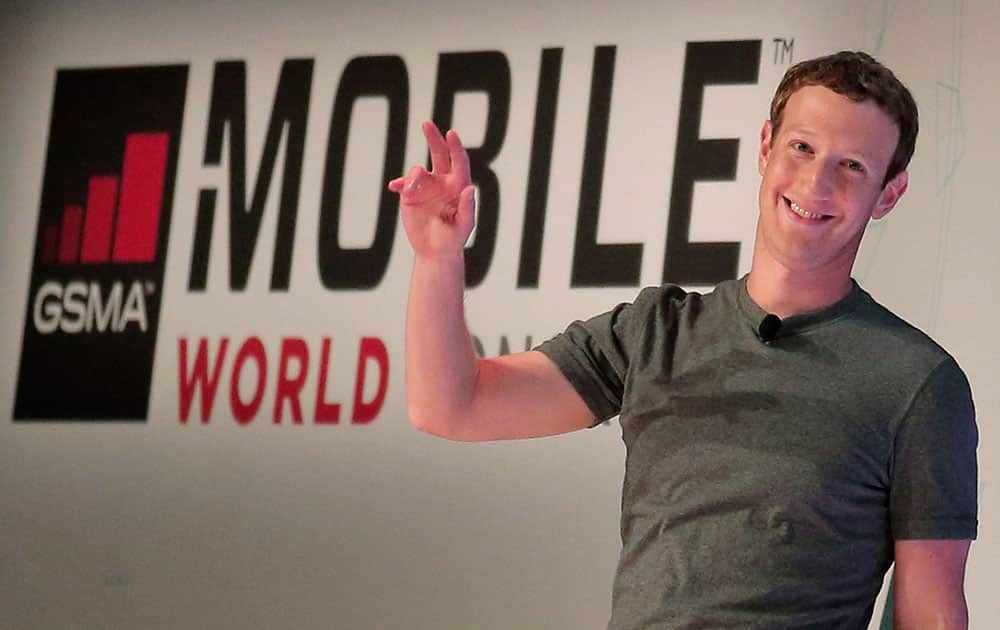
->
[793, 142, 812, 153]
[846, 160, 865, 172]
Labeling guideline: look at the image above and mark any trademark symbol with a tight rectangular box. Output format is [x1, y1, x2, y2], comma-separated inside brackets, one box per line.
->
[772, 38, 795, 65]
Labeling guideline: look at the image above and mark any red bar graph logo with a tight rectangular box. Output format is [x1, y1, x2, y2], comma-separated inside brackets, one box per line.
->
[41, 132, 170, 266]
[81, 176, 118, 262]
[16, 65, 188, 421]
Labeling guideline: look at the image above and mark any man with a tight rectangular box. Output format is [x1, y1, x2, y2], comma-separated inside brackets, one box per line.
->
[388, 51, 977, 629]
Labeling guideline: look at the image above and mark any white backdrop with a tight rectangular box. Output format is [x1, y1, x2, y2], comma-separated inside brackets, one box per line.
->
[1, 1, 996, 628]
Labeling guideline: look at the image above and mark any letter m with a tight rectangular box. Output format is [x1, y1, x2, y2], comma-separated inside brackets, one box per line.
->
[188, 59, 313, 291]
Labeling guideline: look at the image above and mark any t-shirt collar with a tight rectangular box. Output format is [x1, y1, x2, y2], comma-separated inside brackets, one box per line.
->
[735, 274, 865, 337]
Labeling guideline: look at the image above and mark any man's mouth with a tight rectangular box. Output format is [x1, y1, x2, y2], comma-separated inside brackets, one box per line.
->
[785, 197, 830, 221]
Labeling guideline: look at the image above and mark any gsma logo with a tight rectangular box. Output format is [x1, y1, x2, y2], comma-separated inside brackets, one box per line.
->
[14, 65, 188, 421]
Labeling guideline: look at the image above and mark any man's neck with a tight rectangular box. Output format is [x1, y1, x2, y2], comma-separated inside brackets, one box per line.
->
[745, 258, 855, 319]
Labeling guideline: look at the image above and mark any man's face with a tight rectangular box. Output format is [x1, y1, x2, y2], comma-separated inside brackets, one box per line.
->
[756, 85, 908, 274]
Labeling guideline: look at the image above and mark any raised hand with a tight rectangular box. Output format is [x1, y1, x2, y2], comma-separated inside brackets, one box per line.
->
[388, 121, 477, 261]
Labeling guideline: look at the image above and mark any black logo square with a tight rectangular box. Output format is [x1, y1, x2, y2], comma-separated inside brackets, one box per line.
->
[14, 65, 188, 421]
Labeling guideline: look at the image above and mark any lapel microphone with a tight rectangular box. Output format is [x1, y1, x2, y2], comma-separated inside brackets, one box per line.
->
[758, 313, 782, 343]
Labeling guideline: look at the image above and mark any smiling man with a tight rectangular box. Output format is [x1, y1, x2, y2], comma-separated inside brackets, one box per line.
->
[389, 51, 978, 629]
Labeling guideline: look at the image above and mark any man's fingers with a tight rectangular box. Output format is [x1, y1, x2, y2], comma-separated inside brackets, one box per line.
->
[389, 166, 433, 199]
[446, 129, 471, 183]
[423, 121, 450, 174]
[405, 164, 426, 180]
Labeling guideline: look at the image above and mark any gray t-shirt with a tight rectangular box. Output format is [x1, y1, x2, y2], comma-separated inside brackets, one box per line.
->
[537, 277, 977, 630]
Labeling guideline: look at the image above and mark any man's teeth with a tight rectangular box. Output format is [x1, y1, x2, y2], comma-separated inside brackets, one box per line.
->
[790, 201, 823, 220]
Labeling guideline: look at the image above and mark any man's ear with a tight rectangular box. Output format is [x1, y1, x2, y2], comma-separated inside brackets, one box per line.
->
[758, 120, 774, 176]
[873, 170, 908, 220]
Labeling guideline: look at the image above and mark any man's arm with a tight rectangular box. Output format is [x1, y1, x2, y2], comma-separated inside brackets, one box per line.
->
[389, 122, 594, 441]
[893, 539, 972, 629]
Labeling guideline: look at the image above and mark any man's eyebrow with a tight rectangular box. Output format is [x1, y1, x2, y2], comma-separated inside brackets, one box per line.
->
[778, 124, 816, 137]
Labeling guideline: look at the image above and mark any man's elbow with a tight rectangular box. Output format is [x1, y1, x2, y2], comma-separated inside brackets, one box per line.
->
[407, 403, 474, 441]
[409, 412, 451, 439]
[895, 599, 968, 629]
[895, 612, 967, 630]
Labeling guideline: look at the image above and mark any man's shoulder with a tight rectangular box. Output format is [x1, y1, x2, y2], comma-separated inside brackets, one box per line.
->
[612, 279, 745, 348]
[631, 277, 740, 311]
[850, 287, 956, 367]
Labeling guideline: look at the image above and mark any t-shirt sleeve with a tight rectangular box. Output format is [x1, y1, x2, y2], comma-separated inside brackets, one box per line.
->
[534, 286, 670, 425]
[890, 356, 978, 540]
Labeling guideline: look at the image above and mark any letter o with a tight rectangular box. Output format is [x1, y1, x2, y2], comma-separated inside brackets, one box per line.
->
[230, 337, 268, 424]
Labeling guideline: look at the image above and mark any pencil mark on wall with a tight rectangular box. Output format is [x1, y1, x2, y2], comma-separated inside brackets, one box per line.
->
[935, 80, 965, 194]
[856, 0, 966, 339]
[867, 0, 899, 57]
[855, 0, 898, 284]
[926, 0, 965, 334]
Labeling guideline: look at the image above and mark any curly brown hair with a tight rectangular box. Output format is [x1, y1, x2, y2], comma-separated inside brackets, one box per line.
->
[769, 51, 918, 187]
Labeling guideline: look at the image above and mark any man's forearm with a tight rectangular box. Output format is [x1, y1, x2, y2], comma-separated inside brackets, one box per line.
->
[405, 253, 479, 435]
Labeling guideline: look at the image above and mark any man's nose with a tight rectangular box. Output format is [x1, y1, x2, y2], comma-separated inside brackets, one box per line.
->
[802, 158, 836, 199]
